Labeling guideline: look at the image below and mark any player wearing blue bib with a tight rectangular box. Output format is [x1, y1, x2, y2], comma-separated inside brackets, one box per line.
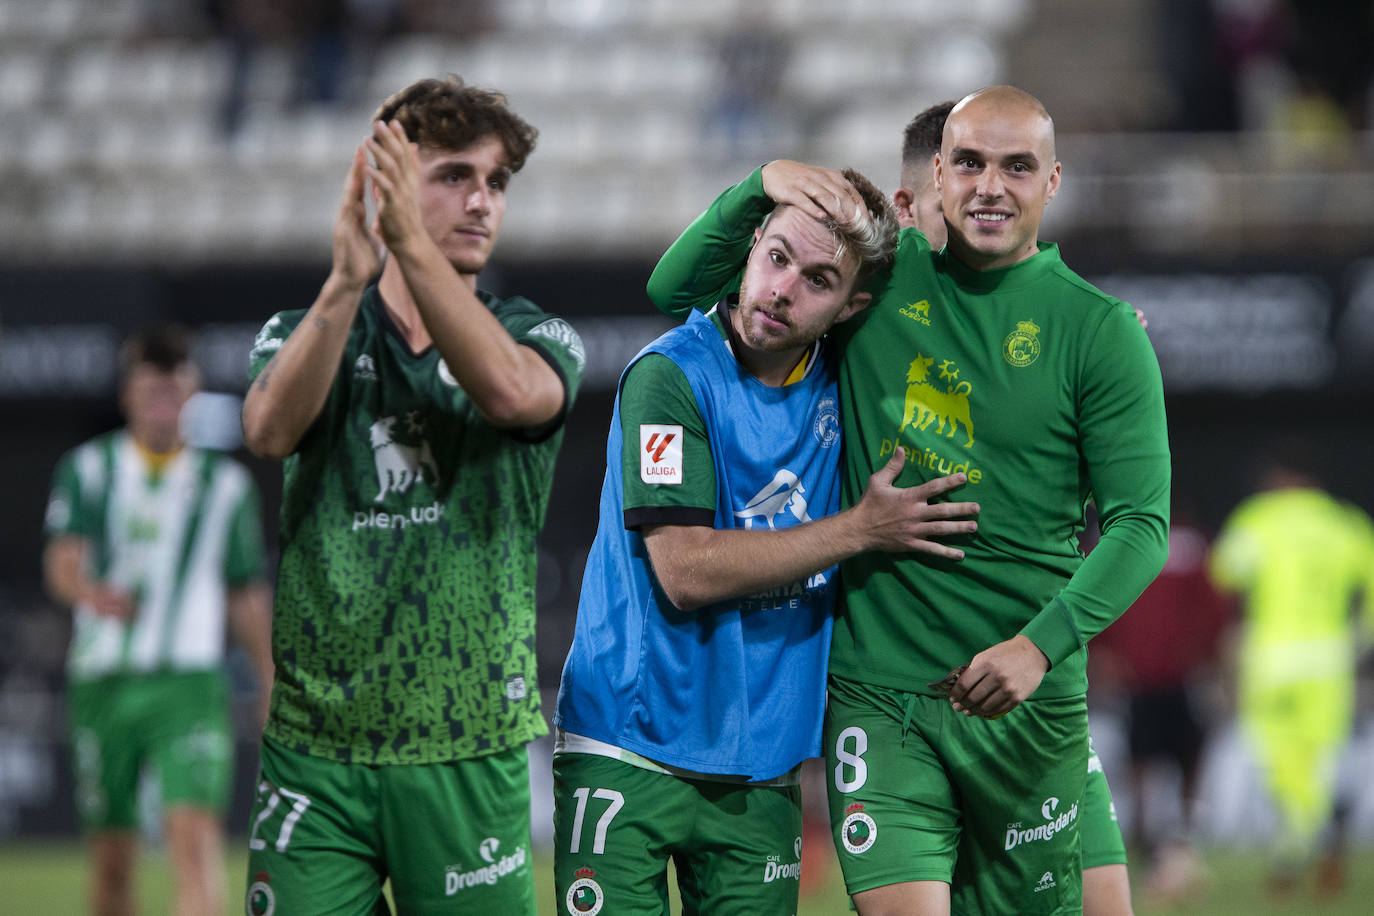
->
[553, 171, 978, 916]
[556, 307, 843, 780]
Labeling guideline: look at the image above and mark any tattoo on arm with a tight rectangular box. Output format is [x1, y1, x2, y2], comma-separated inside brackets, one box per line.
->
[254, 314, 330, 393]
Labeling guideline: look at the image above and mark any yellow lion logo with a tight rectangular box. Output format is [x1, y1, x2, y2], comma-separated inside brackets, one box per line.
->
[899, 354, 975, 447]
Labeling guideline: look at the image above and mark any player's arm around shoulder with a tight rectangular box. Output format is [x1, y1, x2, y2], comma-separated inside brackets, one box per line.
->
[646, 167, 774, 319]
[646, 157, 858, 321]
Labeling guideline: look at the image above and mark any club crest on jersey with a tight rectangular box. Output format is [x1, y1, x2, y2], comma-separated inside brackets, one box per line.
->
[900, 354, 974, 447]
[566, 867, 605, 914]
[1003, 319, 1042, 367]
[813, 396, 840, 447]
[640, 424, 683, 485]
[368, 414, 438, 503]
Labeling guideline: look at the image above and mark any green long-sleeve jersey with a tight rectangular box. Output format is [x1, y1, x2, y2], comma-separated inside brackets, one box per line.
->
[647, 168, 1170, 698]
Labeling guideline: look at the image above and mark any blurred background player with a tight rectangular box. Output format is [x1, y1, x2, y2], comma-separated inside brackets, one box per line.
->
[1208, 439, 1374, 897]
[42, 324, 273, 916]
[240, 76, 584, 913]
[553, 169, 977, 915]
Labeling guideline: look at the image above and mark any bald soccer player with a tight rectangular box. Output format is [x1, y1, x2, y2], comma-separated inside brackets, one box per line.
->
[894, 97, 1137, 916]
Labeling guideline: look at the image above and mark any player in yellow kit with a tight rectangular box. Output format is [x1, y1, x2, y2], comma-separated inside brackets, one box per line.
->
[1210, 443, 1374, 894]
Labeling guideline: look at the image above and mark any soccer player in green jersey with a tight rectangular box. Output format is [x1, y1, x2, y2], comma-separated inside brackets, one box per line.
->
[44, 324, 273, 916]
[896, 99, 1137, 916]
[648, 85, 1170, 915]
[1209, 443, 1374, 896]
[240, 76, 585, 913]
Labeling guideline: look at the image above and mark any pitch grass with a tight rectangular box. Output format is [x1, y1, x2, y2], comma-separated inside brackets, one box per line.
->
[3, 841, 1373, 915]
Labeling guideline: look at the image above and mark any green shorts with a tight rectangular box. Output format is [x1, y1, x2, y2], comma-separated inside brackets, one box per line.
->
[245, 735, 536, 916]
[824, 675, 1088, 915]
[1081, 734, 1127, 869]
[552, 752, 803, 916]
[68, 669, 231, 830]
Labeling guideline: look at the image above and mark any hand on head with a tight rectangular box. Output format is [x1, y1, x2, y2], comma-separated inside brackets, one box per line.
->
[761, 160, 865, 225]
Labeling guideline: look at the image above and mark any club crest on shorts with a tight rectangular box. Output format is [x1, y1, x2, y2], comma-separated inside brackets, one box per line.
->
[566, 866, 604, 915]
[841, 802, 877, 855]
[247, 872, 276, 916]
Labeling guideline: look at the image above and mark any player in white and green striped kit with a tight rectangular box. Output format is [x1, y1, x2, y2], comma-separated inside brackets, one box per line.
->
[44, 324, 273, 916]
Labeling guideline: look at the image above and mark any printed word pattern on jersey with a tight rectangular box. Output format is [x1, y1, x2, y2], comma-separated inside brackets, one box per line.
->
[250, 286, 585, 765]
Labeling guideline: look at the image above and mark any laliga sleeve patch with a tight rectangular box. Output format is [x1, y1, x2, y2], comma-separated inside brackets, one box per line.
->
[640, 424, 684, 485]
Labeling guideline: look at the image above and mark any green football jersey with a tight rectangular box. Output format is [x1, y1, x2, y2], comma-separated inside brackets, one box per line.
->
[44, 431, 266, 681]
[646, 168, 1171, 699]
[249, 286, 585, 765]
